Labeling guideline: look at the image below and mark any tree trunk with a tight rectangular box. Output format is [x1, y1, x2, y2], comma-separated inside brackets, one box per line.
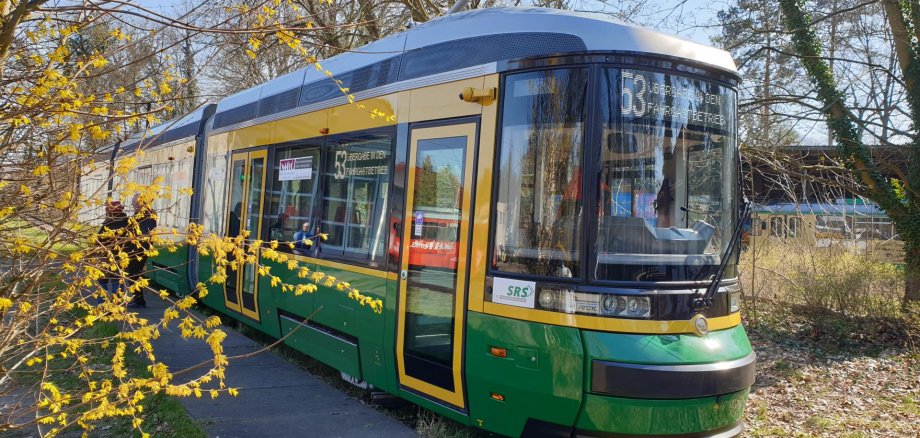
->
[779, 0, 919, 305]
[904, 238, 920, 305]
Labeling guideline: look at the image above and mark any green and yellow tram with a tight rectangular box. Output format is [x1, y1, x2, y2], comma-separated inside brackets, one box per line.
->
[93, 7, 755, 437]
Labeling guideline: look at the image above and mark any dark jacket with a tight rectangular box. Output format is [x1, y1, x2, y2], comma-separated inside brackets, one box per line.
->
[97, 212, 129, 280]
[126, 209, 157, 277]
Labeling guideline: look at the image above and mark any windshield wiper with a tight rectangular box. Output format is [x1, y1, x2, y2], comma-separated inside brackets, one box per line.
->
[690, 200, 751, 312]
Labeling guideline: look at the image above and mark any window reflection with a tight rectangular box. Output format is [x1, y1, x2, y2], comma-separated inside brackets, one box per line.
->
[320, 136, 392, 261]
[266, 146, 320, 254]
[594, 68, 737, 282]
[492, 68, 588, 278]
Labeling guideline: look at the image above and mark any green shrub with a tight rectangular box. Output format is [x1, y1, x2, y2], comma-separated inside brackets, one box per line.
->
[739, 239, 904, 324]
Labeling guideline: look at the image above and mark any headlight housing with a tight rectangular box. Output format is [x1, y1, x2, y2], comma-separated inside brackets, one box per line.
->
[534, 288, 651, 319]
[728, 290, 741, 313]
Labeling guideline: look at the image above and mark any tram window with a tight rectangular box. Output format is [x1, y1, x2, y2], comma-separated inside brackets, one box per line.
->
[266, 145, 320, 253]
[593, 68, 737, 282]
[752, 218, 763, 236]
[319, 135, 392, 262]
[150, 162, 173, 228]
[816, 215, 847, 238]
[201, 137, 230, 236]
[787, 217, 801, 237]
[492, 68, 588, 278]
[854, 218, 873, 240]
[173, 153, 192, 231]
[769, 217, 784, 237]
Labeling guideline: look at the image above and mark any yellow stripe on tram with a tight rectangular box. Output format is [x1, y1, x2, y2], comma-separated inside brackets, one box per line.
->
[481, 302, 742, 335]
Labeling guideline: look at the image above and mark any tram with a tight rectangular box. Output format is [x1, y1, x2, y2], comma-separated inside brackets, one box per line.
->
[88, 7, 754, 437]
[750, 202, 904, 264]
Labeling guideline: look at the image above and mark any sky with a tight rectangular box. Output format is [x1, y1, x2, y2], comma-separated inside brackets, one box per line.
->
[131, 0, 728, 45]
[129, 0, 837, 143]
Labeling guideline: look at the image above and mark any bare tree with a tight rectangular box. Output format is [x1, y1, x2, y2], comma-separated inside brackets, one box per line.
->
[777, 0, 920, 305]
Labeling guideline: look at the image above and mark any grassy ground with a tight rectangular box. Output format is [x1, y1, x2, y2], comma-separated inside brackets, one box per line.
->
[1, 319, 205, 438]
[740, 240, 919, 436]
[0, 219, 84, 255]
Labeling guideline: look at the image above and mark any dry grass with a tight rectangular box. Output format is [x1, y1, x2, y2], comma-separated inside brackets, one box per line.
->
[741, 239, 904, 326]
[739, 241, 920, 436]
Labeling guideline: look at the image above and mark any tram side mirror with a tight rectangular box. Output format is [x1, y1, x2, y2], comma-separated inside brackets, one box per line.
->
[459, 87, 497, 103]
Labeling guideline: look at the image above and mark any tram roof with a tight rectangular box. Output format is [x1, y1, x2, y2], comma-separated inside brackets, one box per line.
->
[99, 103, 214, 159]
[119, 8, 738, 150]
[212, 7, 737, 129]
[118, 104, 211, 154]
[755, 202, 889, 217]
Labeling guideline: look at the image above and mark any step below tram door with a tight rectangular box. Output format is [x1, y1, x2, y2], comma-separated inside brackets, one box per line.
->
[396, 120, 478, 409]
[223, 149, 267, 322]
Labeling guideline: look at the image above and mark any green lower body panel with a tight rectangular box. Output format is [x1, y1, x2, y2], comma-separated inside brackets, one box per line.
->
[147, 244, 189, 294]
[280, 314, 361, 378]
[465, 312, 753, 436]
[576, 325, 753, 435]
[581, 325, 754, 365]
[576, 389, 748, 436]
[465, 312, 584, 437]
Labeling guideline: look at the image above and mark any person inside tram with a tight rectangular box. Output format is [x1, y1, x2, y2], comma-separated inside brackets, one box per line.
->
[269, 208, 288, 241]
[293, 221, 316, 255]
[654, 177, 673, 228]
[228, 202, 242, 238]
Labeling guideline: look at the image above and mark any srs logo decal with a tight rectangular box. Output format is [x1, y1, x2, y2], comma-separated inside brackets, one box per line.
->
[506, 285, 533, 299]
[492, 278, 537, 309]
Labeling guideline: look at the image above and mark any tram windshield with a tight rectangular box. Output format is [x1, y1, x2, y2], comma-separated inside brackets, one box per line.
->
[594, 68, 737, 281]
[493, 66, 737, 283]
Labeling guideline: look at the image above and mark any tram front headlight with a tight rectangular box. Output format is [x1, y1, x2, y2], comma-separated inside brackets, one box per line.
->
[729, 290, 742, 313]
[539, 290, 557, 309]
[601, 295, 618, 312]
[599, 295, 649, 318]
[537, 289, 575, 313]
[625, 296, 651, 318]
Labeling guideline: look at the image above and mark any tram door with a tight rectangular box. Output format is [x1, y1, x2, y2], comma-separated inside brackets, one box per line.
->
[396, 121, 478, 409]
[223, 149, 267, 321]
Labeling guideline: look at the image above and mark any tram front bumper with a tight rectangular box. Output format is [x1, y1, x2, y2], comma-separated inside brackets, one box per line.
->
[591, 353, 756, 399]
[571, 389, 749, 437]
[572, 326, 756, 436]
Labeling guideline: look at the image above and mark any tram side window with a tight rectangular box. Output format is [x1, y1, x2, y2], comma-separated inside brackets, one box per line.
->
[201, 141, 230, 236]
[752, 218, 763, 236]
[172, 152, 193, 231]
[769, 216, 785, 237]
[266, 145, 321, 254]
[319, 134, 392, 262]
[787, 216, 801, 238]
[492, 68, 588, 278]
[151, 162, 174, 229]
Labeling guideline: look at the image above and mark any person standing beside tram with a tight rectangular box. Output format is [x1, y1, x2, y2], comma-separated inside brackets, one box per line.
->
[126, 194, 157, 308]
[96, 200, 129, 304]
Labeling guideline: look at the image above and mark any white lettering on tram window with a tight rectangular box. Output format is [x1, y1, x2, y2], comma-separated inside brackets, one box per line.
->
[334, 148, 390, 180]
[621, 70, 726, 129]
[492, 277, 537, 309]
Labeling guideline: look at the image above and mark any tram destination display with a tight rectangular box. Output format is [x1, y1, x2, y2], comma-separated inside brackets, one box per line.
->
[621, 69, 728, 130]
